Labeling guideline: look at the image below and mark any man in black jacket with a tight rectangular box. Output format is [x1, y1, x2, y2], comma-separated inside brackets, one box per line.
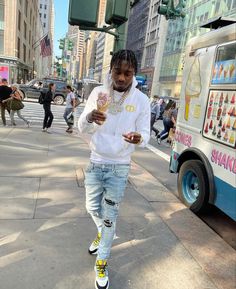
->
[0, 79, 12, 126]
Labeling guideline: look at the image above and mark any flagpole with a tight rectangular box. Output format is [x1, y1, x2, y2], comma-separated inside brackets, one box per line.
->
[32, 32, 49, 48]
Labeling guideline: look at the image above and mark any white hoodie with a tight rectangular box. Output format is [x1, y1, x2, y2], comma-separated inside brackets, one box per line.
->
[78, 75, 150, 164]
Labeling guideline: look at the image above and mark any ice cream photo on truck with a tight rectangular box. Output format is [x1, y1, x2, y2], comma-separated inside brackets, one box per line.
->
[170, 18, 236, 221]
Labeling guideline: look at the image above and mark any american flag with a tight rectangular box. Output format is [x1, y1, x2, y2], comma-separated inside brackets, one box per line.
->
[40, 34, 52, 57]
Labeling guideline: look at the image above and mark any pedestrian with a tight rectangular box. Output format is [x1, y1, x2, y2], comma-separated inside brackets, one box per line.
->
[42, 82, 55, 133]
[63, 85, 75, 133]
[150, 95, 160, 136]
[3, 83, 29, 127]
[78, 49, 150, 289]
[0, 78, 12, 126]
[157, 100, 177, 144]
[34, 81, 43, 89]
[159, 98, 166, 119]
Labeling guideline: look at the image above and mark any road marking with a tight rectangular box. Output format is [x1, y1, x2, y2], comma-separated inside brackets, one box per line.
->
[146, 144, 170, 162]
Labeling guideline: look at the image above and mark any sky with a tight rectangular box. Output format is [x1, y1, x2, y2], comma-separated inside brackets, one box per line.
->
[53, 0, 69, 57]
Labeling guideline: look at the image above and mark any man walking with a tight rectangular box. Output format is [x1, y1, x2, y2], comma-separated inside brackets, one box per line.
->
[0, 78, 12, 126]
[150, 95, 160, 136]
[63, 85, 75, 133]
[78, 49, 150, 289]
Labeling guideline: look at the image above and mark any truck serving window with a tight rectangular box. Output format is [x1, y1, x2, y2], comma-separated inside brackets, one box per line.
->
[211, 42, 236, 85]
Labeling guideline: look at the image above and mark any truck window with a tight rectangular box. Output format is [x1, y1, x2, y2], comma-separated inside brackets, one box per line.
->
[212, 42, 236, 84]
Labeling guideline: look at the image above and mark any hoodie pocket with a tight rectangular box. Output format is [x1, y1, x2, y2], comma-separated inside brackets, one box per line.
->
[90, 133, 134, 158]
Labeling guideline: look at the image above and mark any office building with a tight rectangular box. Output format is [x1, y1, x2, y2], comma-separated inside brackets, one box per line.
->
[159, 0, 236, 97]
[0, 0, 42, 83]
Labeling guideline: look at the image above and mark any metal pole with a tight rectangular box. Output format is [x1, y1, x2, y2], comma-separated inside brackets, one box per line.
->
[113, 22, 128, 52]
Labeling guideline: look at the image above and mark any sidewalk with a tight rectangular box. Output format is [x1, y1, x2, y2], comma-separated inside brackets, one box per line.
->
[0, 124, 235, 289]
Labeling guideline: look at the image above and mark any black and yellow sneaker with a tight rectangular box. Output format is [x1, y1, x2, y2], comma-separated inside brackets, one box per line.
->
[88, 232, 101, 255]
[94, 260, 109, 289]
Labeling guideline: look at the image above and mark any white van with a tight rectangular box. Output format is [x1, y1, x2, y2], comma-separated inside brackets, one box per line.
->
[170, 20, 236, 221]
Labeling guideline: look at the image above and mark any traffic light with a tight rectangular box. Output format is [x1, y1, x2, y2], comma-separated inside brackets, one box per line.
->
[59, 38, 65, 50]
[175, 0, 186, 18]
[105, 0, 130, 26]
[68, 0, 100, 27]
[158, 0, 186, 19]
[158, 0, 171, 16]
[67, 40, 73, 51]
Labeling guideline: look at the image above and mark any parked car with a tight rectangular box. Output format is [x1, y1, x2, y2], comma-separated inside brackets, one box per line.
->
[19, 78, 77, 105]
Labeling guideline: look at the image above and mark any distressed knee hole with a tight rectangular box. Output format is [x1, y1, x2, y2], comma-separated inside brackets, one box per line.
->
[105, 198, 116, 206]
[104, 219, 113, 227]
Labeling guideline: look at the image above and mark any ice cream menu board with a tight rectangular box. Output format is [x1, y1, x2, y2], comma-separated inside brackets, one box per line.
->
[212, 59, 236, 84]
[203, 90, 236, 148]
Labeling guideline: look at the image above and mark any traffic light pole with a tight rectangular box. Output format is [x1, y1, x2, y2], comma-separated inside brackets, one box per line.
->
[80, 24, 124, 53]
[68, 0, 140, 53]
[113, 22, 127, 52]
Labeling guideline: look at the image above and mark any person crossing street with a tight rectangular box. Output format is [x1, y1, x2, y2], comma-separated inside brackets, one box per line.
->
[0, 78, 12, 126]
[150, 95, 160, 136]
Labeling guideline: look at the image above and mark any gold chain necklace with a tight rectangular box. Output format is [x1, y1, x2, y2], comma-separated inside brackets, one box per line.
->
[108, 86, 131, 115]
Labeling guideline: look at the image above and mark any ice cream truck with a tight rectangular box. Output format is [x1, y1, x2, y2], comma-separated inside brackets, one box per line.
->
[170, 19, 236, 221]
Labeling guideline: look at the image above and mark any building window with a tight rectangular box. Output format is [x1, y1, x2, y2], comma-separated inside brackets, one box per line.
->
[40, 4, 42, 9]
[25, 0, 28, 17]
[0, 30, 4, 54]
[226, 0, 232, 9]
[40, 13, 41, 18]
[28, 49, 30, 61]
[215, 0, 221, 15]
[153, 3, 158, 14]
[44, 14, 46, 19]
[17, 37, 20, 58]
[30, 8, 32, 24]
[45, 4, 47, 9]
[29, 30, 31, 45]
[18, 11, 21, 31]
[0, 0, 4, 30]
[23, 44, 26, 62]
[43, 23, 46, 28]
[24, 21, 27, 39]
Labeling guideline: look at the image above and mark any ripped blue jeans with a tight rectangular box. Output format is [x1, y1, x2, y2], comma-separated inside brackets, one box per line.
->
[85, 162, 130, 260]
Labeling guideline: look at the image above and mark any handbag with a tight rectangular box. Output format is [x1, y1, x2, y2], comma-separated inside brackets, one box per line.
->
[67, 112, 74, 125]
[10, 98, 24, 110]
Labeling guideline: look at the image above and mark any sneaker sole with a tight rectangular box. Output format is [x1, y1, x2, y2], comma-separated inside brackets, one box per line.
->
[88, 248, 98, 255]
[95, 280, 109, 289]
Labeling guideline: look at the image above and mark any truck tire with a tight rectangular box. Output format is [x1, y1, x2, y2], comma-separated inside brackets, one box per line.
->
[53, 95, 64, 105]
[178, 160, 209, 213]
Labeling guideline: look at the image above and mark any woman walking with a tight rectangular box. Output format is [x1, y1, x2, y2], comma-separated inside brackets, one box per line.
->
[3, 83, 29, 127]
[63, 85, 75, 133]
[42, 82, 55, 133]
[157, 100, 177, 144]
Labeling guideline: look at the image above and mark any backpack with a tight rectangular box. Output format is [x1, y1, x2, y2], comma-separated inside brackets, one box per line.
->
[38, 91, 46, 104]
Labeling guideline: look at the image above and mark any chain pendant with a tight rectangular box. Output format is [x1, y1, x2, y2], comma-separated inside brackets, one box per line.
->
[108, 103, 123, 114]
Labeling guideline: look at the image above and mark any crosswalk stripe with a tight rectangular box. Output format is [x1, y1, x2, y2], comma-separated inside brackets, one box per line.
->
[2, 102, 84, 128]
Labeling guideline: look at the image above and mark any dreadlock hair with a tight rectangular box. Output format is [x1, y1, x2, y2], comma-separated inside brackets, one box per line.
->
[110, 49, 138, 74]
